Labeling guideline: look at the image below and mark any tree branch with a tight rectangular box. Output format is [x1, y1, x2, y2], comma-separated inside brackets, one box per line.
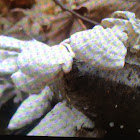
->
[53, 0, 99, 25]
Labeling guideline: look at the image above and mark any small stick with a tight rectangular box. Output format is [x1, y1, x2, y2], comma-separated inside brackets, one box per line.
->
[53, 0, 99, 25]
[77, 19, 87, 30]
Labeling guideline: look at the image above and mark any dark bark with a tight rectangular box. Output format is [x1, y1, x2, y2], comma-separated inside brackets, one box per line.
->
[61, 59, 140, 137]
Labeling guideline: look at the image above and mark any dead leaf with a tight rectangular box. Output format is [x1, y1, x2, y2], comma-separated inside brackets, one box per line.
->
[34, 0, 56, 15]
[79, 0, 140, 22]
[45, 12, 73, 45]
[7, 0, 35, 9]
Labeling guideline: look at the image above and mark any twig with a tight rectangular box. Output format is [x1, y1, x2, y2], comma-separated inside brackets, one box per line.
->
[77, 19, 87, 30]
[53, 0, 99, 25]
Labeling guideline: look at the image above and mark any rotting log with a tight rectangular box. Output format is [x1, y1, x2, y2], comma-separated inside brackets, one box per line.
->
[59, 58, 140, 137]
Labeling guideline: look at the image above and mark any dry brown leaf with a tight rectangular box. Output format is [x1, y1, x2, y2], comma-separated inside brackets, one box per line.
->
[34, 0, 56, 15]
[79, 0, 140, 22]
[7, 0, 35, 9]
[45, 12, 73, 45]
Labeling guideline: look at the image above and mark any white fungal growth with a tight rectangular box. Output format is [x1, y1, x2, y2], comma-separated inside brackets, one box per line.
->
[8, 86, 54, 130]
[11, 70, 56, 94]
[101, 18, 130, 32]
[111, 11, 136, 20]
[0, 50, 19, 62]
[70, 25, 127, 70]
[0, 57, 18, 75]
[101, 11, 140, 49]
[111, 25, 128, 44]
[27, 101, 94, 136]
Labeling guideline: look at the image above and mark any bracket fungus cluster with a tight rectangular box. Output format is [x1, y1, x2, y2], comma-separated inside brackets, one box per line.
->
[101, 11, 140, 66]
[0, 11, 140, 137]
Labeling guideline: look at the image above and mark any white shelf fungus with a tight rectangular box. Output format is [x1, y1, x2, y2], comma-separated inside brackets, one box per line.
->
[27, 101, 94, 136]
[111, 11, 136, 20]
[8, 86, 54, 130]
[70, 25, 127, 70]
